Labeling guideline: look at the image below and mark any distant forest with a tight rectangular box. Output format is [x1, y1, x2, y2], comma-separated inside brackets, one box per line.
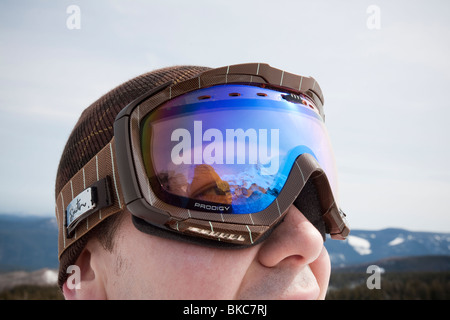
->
[0, 284, 63, 300]
[0, 271, 448, 300]
[327, 271, 450, 300]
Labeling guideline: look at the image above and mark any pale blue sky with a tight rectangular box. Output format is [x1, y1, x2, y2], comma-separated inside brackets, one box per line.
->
[1, 0, 449, 232]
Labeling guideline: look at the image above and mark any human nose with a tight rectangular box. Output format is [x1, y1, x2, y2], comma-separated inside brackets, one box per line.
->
[257, 205, 324, 268]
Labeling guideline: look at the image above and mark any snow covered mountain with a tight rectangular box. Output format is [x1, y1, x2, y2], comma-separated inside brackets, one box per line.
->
[1, 215, 448, 294]
[324, 228, 450, 268]
[0, 268, 58, 291]
[0, 214, 58, 272]
[1, 214, 449, 273]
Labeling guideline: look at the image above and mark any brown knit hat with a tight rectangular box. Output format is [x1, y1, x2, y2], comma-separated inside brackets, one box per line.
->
[55, 65, 211, 287]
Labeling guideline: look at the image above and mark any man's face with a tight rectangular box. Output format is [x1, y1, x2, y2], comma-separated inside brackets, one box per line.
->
[66, 205, 330, 300]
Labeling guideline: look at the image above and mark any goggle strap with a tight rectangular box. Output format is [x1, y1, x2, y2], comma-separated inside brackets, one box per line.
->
[55, 137, 124, 259]
[307, 168, 350, 240]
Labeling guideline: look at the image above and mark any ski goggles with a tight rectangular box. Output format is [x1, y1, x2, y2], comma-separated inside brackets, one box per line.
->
[57, 63, 349, 252]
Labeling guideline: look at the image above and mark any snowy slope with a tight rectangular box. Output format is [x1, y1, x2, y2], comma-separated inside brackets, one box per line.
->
[325, 228, 450, 268]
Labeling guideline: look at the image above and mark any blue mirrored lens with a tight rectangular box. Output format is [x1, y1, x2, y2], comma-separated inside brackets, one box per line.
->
[141, 85, 337, 214]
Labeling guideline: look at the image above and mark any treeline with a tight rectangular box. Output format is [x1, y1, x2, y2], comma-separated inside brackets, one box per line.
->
[0, 284, 63, 300]
[1, 272, 449, 300]
[326, 271, 450, 300]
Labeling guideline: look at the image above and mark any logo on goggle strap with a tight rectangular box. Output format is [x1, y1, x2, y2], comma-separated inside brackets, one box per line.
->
[170, 121, 279, 175]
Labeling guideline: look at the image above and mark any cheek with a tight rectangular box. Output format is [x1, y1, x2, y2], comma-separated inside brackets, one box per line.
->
[161, 245, 258, 299]
[309, 246, 331, 299]
[112, 218, 258, 299]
